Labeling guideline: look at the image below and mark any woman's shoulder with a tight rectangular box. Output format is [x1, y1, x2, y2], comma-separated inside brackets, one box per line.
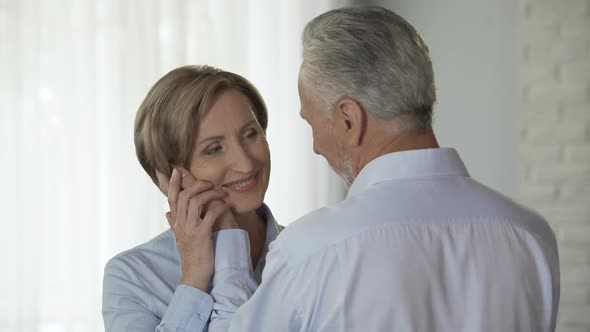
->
[102, 229, 181, 315]
[104, 229, 179, 280]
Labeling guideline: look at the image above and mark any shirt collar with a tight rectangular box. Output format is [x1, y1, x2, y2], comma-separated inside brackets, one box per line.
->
[253, 203, 282, 278]
[257, 203, 283, 245]
[346, 148, 469, 199]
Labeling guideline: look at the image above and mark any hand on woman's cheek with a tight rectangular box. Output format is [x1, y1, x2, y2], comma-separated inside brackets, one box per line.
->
[165, 167, 237, 291]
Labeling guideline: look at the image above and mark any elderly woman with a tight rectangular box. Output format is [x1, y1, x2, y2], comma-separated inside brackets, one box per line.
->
[102, 65, 282, 331]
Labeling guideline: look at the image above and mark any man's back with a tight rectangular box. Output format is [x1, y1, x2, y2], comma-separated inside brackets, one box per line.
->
[267, 148, 558, 331]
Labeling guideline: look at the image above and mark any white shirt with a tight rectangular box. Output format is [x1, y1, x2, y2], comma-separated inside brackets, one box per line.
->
[203, 148, 559, 332]
[102, 204, 282, 331]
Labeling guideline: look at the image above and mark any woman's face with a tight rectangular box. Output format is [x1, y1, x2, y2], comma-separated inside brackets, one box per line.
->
[189, 89, 271, 214]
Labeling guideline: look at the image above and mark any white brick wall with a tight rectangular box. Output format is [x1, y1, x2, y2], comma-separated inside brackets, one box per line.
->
[520, 0, 590, 330]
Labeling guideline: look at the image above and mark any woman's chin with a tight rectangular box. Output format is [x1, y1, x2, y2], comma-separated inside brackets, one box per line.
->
[222, 183, 266, 214]
[227, 194, 265, 215]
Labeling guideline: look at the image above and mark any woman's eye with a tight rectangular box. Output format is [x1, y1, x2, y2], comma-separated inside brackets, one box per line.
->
[205, 146, 222, 155]
[245, 130, 258, 139]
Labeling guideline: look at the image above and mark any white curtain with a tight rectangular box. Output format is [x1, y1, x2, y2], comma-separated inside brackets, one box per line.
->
[0, 0, 349, 330]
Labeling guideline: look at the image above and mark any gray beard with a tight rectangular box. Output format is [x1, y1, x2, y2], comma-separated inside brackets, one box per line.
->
[336, 152, 355, 189]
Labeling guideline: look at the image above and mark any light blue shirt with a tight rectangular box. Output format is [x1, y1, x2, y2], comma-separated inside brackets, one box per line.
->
[201, 148, 560, 331]
[101, 204, 282, 331]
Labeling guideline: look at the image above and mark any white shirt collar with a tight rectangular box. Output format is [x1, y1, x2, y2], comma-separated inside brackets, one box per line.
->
[347, 148, 469, 199]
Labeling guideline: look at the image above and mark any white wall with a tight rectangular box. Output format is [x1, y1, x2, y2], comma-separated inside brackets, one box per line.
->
[369, 0, 520, 197]
[519, 0, 590, 330]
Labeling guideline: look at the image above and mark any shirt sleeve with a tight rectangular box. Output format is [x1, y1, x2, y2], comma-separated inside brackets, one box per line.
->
[157, 285, 214, 331]
[101, 261, 161, 331]
[103, 230, 245, 332]
[102, 256, 213, 332]
[206, 231, 303, 332]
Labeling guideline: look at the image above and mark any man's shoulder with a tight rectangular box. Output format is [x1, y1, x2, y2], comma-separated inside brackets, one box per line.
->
[271, 176, 557, 264]
[269, 201, 369, 264]
[461, 178, 556, 242]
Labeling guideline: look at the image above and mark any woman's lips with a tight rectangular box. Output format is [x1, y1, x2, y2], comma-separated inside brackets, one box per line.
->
[222, 173, 258, 192]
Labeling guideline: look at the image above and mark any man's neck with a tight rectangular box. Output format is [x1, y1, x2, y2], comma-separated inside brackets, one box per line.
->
[354, 127, 439, 176]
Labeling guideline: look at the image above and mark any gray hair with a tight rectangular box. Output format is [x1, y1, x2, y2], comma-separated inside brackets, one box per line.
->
[301, 6, 436, 131]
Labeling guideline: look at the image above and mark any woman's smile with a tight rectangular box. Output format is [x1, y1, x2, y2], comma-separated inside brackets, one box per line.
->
[222, 172, 259, 192]
[189, 89, 271, 213]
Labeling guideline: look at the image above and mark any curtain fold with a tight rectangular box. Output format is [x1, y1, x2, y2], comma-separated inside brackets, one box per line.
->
[0, 0, 350, 330]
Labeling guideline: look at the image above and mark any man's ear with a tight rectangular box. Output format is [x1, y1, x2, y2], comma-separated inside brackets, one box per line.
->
[335, 97, 366, 147]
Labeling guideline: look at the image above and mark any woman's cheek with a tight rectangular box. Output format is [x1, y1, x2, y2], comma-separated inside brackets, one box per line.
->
[190, 158, 225, 185]
[255, 140, 271, 163]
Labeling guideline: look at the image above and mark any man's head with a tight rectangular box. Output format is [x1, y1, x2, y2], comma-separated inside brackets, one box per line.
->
[298, 6, 437, 186]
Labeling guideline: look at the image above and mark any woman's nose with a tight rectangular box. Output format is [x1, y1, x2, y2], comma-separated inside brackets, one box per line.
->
[229, 145, 255, 173]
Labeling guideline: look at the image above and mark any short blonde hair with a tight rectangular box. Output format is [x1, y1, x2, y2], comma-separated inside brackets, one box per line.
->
[134, 65, 268, 188]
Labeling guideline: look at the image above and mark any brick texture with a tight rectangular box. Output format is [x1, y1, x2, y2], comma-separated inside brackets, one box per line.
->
[520, 0, 590, 330]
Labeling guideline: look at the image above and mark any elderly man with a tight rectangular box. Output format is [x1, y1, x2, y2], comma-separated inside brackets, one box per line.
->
[175, 6, 559, 332]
